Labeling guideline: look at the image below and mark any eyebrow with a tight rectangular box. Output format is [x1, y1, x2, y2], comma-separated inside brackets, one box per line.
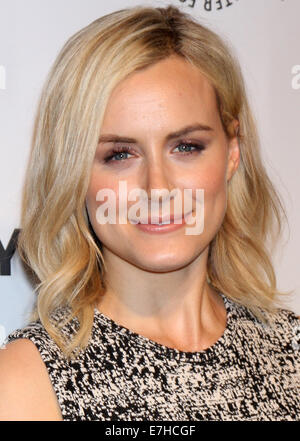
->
[98, 123, 214, 144]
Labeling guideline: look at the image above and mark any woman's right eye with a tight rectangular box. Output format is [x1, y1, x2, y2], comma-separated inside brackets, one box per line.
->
[104, 146, 134, 163]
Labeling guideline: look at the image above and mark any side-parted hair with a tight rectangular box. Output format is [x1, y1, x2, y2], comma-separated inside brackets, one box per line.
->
[18, 4, 292, 359]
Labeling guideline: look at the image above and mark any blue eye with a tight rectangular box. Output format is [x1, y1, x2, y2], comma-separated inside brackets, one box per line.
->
[104, 146, 133, 163]
[174, 142, 206, 155]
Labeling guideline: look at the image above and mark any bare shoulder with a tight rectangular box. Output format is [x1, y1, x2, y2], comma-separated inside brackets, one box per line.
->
[0, 338, 63, 421]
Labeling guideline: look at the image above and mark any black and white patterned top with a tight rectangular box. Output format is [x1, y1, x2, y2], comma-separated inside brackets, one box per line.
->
[6, 292, 300, 421]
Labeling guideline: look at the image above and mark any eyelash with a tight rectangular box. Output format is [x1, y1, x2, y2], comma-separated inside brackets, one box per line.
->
[103, 142, 206, 163]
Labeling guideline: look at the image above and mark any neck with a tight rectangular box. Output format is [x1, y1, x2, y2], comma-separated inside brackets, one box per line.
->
[96, 246, 227, 352]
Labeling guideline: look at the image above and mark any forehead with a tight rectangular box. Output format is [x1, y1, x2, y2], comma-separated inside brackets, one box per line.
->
[101, 56, 220, 130]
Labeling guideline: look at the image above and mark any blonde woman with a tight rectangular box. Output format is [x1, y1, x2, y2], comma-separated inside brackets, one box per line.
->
[0, 5, 299, 421]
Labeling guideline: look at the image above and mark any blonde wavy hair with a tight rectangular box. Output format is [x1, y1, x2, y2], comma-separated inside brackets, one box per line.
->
[18, 4, 292, 359]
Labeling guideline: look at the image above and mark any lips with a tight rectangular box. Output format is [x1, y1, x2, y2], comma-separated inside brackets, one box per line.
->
[134, 212, 191, 225]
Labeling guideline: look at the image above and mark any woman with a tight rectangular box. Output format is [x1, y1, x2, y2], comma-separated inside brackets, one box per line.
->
[0, 5, 299, 421]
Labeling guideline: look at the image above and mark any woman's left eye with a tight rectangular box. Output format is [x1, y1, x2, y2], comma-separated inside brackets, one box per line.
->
[174, 142, 206, 155]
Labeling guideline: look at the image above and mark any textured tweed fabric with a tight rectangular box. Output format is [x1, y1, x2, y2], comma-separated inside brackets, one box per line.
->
[6, 292, 300, 421]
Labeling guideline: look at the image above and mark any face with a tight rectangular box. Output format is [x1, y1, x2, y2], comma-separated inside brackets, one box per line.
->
[85, 55, 239, 273]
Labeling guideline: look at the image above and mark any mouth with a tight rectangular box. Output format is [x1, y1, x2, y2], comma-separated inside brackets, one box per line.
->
[130, 212, 193, 234]
[138, 213, 190, 225]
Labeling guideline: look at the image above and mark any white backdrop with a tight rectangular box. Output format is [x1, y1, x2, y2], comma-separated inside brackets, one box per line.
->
[1, 0, 299, 342]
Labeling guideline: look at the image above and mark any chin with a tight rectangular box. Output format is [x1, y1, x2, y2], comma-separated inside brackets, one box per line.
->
[128, 249, 200, 273]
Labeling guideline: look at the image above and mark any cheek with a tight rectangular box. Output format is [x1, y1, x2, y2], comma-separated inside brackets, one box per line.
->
[86, 169, 139, 226]
[86, 169, 118, 222]
[203, 168, 226, 197]
[186, 160, 228, 239]
[183, 159, 227, 202]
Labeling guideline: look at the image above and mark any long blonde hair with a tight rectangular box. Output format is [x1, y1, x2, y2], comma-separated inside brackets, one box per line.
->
[18, 4, 292, 359]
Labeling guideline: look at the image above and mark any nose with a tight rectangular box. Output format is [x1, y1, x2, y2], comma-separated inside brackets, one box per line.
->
[144, 159, 174, 206]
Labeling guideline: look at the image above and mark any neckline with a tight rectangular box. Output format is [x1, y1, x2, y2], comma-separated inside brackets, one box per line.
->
[93, 292, 237, 363]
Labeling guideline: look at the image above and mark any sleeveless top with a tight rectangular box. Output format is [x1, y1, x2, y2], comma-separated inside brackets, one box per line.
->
[5, 292, 300, 421]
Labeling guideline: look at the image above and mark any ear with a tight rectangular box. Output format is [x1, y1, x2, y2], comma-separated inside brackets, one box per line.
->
[226, 119, 240, 182]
